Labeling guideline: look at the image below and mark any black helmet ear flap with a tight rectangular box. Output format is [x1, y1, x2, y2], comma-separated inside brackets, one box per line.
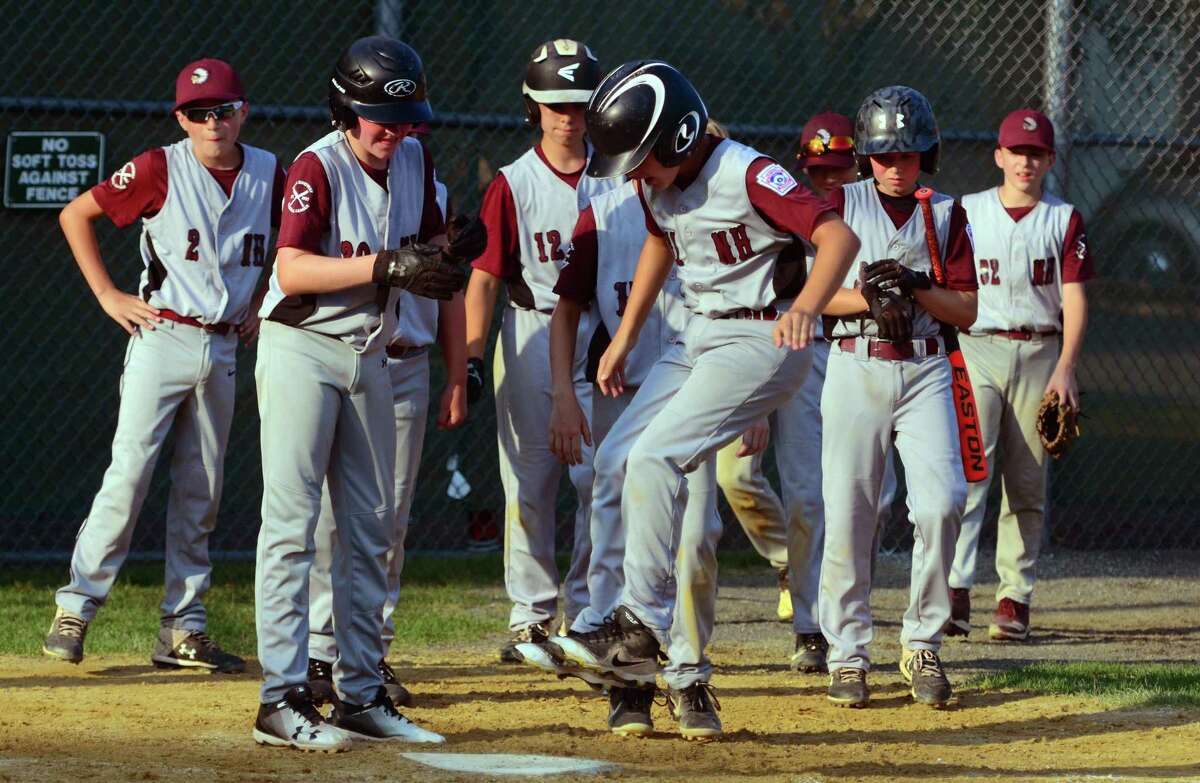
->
[523, 96, 540, 127]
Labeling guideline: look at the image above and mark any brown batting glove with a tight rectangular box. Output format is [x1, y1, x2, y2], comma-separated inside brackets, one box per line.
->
[444, 214, 488, 263]
[862, 281, 913, 342]
[863, 259, 931, 300]
[372, 245, 467, 301]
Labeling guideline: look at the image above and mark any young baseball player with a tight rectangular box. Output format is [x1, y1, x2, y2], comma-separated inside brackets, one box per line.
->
[550, 60, 859, 733]
[465, 39, 618, 661]
[946, 108, 1091, 641]
[710, 112, 869, 674]
[818, 86, 977, 710]
[252, 36, 473, 750]
[45, 58, 284, 673]
[519, 172, 745, 739]
[305, 126, 465, 709]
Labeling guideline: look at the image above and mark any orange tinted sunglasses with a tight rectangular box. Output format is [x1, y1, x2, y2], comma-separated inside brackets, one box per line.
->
[802, 134, 855, 157]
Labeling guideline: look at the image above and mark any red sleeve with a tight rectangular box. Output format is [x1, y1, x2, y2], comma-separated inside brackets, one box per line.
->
[745, 157, 836, 241]
[1060, 209, 1094, 283]
[417, 142, 445, 242]
[943, 202, 977, 291]
[553, 206, 599, 305]
[472, 173, 520, 277]
[636, 180, 664, 237]
[824, 186, 846, 218]
[270, 161, 287, 229]
[275, 152, 333, 254]
[90, 148, 167, 228]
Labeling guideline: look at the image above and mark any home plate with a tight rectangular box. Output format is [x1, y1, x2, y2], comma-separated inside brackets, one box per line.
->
[402, 752, 617, 776]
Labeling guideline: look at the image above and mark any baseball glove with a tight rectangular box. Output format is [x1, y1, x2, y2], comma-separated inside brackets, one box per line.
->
[1036, 391, 1080, 459]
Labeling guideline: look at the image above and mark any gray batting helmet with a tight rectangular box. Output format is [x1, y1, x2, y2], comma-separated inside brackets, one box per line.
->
[854, 85, 940, 175]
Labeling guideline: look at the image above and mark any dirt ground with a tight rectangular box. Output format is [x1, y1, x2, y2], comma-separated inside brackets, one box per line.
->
[2, 550, 1198, 783]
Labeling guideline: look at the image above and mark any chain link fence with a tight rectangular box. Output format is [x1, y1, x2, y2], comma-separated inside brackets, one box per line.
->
[2, 0, 1197, 559]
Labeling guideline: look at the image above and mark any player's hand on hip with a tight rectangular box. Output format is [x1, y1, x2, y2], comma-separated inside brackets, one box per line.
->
[736, 417, 771, 457]
[99, 289, 161, 335]
[775, 306, 816, 350]
[437, 381, 468, 430]
[549, 395, 592, 465]
[1044, 363, 1080, 411]
[372, 245, 468, 300]
[237, 310, 262, 345]
[596, 338, 630, 398]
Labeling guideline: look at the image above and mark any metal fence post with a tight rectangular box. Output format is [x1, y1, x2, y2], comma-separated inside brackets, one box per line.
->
[1043, 0, 1074, 195]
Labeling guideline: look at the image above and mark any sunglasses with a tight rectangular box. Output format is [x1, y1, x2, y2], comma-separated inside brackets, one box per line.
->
[183, 100, 244, 123]
[801, 134, 855, 157]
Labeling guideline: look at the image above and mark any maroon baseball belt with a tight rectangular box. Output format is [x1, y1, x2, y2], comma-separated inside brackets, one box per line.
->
[158, 309, 232, 336]
[837, 336, 943, 361]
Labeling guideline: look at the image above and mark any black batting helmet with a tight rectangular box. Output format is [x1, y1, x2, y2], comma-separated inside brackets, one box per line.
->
[329, 36, 432, 131]
[585, 60, 708, 179]
[522, 38, 601, 125]
[854, 85, 940, 175]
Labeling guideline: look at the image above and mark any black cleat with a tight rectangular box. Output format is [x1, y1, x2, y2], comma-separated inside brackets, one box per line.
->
[827, 667, 870, 708]
[608, 685, 655, 736]
[306, 658, 337, 706]
[43, 609, 88, 664]
[378, 659, 413, 707]
[332, 687, 443, 743]
[253, 685, 351, 752]
[550, 606, 663, 686]
[789, 632, 829, 673]
[668, 682, 722, 741]
[499, 621, 550, 664]
[151, 629, 245, 673]
[901, 648, 953, 707]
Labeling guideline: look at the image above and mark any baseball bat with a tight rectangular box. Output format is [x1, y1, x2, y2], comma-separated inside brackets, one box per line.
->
[914, 187, 988, 483]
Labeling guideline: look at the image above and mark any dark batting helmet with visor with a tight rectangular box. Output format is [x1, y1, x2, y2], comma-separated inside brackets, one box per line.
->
[329, 36, 432, 131]
[522, 38, 601, 124]
[854, 85, 940, 176]
[584, 60, 708, 179]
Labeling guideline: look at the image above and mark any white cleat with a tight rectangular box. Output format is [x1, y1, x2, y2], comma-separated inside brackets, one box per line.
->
[333, 687, 445, 744]
[253, 685, 352, 752]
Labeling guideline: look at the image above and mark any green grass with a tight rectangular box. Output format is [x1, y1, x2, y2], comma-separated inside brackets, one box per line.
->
[972, 662, 1200, 709]
[0, 551, 779, 658]
[0, 554, 512, 658]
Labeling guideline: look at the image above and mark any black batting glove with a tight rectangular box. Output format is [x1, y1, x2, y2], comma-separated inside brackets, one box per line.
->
[466, 356, 486, 405]
[444, 215, 488, 263]
[862, 281, 914, 342]
[863, 259, 931, 301]
[372, 245, 467, 301]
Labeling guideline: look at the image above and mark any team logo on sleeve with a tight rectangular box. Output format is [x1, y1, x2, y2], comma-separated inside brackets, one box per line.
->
[755, 163, 797, 196]
[287, 180, 314, 213]
[965, 222, 975, 250]
[1076, 234, 1087, 261]
[110, 161, 136, 190]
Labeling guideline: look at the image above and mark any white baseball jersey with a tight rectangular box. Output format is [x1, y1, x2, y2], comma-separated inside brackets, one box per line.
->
[590, 181, 691, 387]
[138, 138, 276, 325]
[642, 139, 796, 317]
[390, 180, 449, 349]
[832, 180, 954, 340]
[962, 187, 1076, 332]
[261, 130, 426, 351]
[500, 147, 617, 312]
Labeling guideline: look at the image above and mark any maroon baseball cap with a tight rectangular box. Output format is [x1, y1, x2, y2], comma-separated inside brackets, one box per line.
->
[174, 59, 245, 111]
[998, 109, 1054, 152]
[796, 112, 856, 169]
